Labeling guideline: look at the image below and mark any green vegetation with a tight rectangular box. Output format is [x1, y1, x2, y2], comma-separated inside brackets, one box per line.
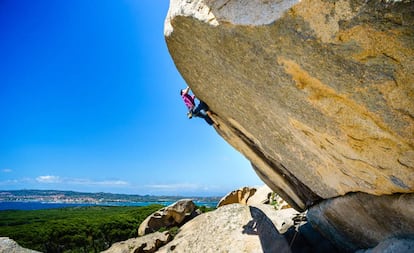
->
[158, 226, 180, 237]
[0, 205, 163, 253]
[197, 205, 216, 213]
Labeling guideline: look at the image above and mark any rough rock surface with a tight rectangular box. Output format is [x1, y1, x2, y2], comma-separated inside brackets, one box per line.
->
[165, 0, 414, 212]
[307, 192, 414, 252]
[157, 204, 292, 253]
[158, 204, 339, 253]
[0, 237, 41, 253]
[101, 231, 172, 253]
[165, 0, 414, 251]
[356, 237, 414, 253]
[138, 199, 198, 236]
[246, 185, 272, 206]
[217, 186, 257, 207]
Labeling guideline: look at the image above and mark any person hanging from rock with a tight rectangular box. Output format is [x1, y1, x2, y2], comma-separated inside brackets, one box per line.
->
[180, 86, 217, 126]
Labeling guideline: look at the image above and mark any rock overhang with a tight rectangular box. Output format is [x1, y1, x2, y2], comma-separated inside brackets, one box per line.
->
[164, 0, 414, 211]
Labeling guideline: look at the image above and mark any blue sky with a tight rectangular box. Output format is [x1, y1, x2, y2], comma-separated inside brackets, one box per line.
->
[0, 0, 262, 196]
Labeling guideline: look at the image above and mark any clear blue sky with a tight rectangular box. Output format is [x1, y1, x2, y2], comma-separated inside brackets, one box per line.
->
[0, 0, 262, 197]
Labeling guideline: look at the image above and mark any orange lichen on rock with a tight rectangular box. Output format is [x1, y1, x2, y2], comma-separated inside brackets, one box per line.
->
[278, 57, 413, 193]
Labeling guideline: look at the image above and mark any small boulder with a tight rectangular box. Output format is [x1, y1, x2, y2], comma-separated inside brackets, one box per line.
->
[217, 186, 256, 207]
[138, 199, 198, 236]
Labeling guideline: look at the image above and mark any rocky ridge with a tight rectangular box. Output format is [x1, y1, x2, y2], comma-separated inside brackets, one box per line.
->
[165, 0, 414, 251]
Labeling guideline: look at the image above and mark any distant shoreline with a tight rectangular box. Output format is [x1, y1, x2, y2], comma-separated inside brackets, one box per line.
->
[0, 200, 218, 211]
[0, 189, 220, 211]
[0, 189, 221, 202]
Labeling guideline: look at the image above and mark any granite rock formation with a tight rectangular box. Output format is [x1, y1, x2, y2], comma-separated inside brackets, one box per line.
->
[165, 0, 414, 211]
[217, 186, 257, 207]
[102, 231, 172, 253]
[356, 238, 414, 253]
[165, 0, 414, 251]
[308, 192, 414, 252]
[158, 204, 338, 253]
[138, 199, 199, 236]
[218, 185, 291, 209]
[246, 185, 272, 206]
[158, 204, 292, 253]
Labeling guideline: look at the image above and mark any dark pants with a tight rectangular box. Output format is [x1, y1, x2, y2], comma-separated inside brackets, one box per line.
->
[193, 101, 213, 125]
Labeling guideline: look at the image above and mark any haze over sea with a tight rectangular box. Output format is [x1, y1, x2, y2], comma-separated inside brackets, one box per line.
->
[0, 189, 220, 210]
[0, 200, 218, 211]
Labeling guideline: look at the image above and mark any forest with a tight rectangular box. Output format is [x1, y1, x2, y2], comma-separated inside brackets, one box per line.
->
[0, 205, 164, 253]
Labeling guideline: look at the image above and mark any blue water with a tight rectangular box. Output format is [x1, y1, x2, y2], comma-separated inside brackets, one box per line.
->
[0, 201, 217, 211]
[0, 201, 95, 210]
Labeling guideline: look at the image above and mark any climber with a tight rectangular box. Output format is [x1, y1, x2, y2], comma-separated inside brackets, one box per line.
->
[180, 86, 215, 126]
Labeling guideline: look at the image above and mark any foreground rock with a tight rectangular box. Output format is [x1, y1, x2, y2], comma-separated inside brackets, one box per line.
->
[158, 203, 338, 253]
[138, 199, 199, 236]
[102, 231, 172, 253]
[0, 237, 41, 253]
[158, 204, 292, 253]
[308, 192, 414, 252]
[165, 0, 414, 212]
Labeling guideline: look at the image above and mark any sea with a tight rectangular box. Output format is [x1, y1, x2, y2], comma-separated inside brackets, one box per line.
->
[0, 201, 218, 211]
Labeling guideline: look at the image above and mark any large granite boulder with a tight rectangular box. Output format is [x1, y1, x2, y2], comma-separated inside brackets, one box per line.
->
[138, 199, 199, 236]
[308, 192, 414, 252]
[165, 0, 414, 212]
[356, 237, 414, 253]
[101, 231, 172, 253]
[0, 237, 41, 253]
[165, 0, 414, 251]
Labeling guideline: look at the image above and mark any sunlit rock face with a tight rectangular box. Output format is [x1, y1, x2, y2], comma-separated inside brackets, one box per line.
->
[138, 199, 198, 236]
[165, 0, 414, 212]
[157, 204, 293, 253]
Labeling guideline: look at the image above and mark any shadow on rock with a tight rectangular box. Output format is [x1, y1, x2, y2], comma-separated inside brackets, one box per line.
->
[243, 206, 291, 253]
[283, 222, 343, 253]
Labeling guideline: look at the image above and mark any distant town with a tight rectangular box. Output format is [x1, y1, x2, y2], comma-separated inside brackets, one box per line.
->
[0, 190, 221, 204]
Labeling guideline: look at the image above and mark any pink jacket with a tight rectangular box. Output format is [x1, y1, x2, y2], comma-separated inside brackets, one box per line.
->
[182, 93, 195, 110]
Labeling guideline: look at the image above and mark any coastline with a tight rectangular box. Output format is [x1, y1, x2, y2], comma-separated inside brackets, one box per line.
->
[0, 200, 218, 211]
